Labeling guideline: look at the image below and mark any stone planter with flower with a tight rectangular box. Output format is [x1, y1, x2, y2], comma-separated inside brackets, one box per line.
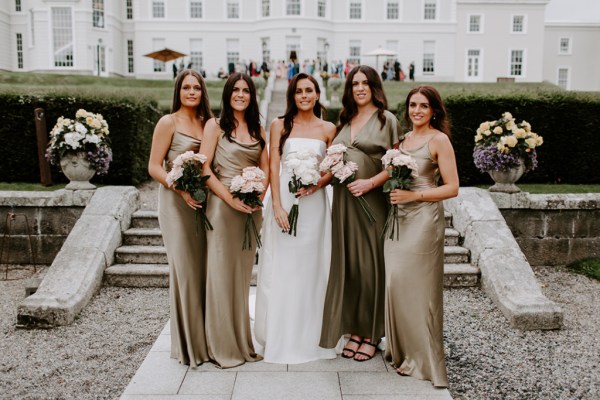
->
[45, 109, 112, 190]
[473, 112, 543, 193]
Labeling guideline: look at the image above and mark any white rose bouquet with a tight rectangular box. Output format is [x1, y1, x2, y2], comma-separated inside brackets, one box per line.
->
[381, 149, 419, 240]
[45, 109, 112, 175]
[319, 143, 376, 223]
[230, 166, 266, 250]
[166, 151, 212, 233]
[284, 149, 321, 236]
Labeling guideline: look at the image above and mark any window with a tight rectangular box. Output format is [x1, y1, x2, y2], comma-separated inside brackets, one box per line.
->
[29, 9, 35, 46]
[286, 36, 301, 59]
[318, 0, 326, 17]
[227, 0, 240, 19]
[261, 38, 270, 62]
[349, 0, 362, 20]
[153, 38, 165, 72]
[512, 15, 525, 33]
[557, 67, 569, 90]
[127, 39, 134, 73]
[559, 37, 570, 54]
[424, 0, 436, 20]
[15, 0, 21, 12]
[348, 40, 361, 64]
[510, 49, 524, 76]
[16, 33, 23, 69]
[190, 39, 203, 71]
[152, 0, 165, 18]
[126, 0, 133, 19]
[51, 7, 74, 67]
[262, 0, 270, 17]
[466, 49, 480, 78]
[93, 0, 104, 28]
[422, 40, 435, 74]
[227, 39, 240, 66]
[468, 14, 482, 33]
[190, 1, 203, 18]
[317, 38, 327, 63]
[387, 0, 399, 20]
[286, 0, 301, 16]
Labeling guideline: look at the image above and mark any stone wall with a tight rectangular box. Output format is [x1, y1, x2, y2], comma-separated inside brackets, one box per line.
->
[491, 192, 600, 266]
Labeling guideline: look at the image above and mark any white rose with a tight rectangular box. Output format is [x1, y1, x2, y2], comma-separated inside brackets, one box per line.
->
[84, 134, 100, 144]
[506, 135, 518, 148]
[525, 138, 537, 148]
[493, 126, 503, 135]
[75, 122, 88, 134]
[327, 143, 347, 155]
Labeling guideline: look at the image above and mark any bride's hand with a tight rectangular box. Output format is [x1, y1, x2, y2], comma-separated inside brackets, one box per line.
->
[296, 185, 318, 198]
[273, 204, 290, 232]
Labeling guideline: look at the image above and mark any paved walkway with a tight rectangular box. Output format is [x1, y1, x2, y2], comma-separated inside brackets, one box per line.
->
[120, 290, 452, 400]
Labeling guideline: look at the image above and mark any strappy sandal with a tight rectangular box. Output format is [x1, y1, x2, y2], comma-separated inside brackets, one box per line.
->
[353, 340, 380, 362]
[396, 368, 409, 376]
[341, 338, 362, 359]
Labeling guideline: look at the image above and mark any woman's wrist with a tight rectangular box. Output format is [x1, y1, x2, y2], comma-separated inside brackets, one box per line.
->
[369, 178, 375, 188]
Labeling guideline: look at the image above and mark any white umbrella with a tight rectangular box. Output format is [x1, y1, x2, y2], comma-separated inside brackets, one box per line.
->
[363, 47, 397, 71]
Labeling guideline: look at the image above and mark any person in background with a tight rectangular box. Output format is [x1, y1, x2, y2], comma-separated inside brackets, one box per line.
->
[172, 63, 178, 79]
[409, 62, 415, 81]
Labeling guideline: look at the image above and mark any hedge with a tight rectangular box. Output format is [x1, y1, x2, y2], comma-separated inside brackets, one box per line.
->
[0, 88, 161, 185]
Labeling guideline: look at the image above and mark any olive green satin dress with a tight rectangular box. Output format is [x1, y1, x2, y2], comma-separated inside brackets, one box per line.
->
[320, 110, 398, 347]
[384, 135, 448, 388]
[158, 129, 209, 368]
[205, 135, 263, 368]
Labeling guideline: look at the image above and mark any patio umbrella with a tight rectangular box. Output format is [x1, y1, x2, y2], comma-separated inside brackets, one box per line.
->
[143, 48, 187, 63]
[363, 47, 397, 72]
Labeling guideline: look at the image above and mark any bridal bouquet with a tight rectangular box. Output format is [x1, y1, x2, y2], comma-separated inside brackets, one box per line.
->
[285, 149, 321, 236]
[166, 151, 212, 233]
[380, 149, 419, 240]
[319, 143, 376, 223]
[230, 166, 266, 250]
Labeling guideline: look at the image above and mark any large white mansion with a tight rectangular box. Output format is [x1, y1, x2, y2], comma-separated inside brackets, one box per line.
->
[1, 0, 598, 90]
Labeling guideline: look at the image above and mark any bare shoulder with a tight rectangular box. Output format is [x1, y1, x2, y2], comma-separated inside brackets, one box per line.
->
[430, 131, 454, 152]
[270, 117, 284, 132]
[154, 114, 175, 136]
[203, 117, 221, 137]
[321, 120, 336, 139]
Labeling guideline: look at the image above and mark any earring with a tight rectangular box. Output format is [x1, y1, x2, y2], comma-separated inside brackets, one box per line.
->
[432, 115, 436, 120]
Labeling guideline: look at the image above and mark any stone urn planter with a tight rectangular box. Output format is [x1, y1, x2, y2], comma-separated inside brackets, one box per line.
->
[60, 151, 96, 190]
[488, 160, 524, 193]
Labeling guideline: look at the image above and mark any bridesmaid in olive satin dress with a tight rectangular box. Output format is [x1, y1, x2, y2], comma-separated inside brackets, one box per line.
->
[148, 69, 213, 368]
[200, 73, 269, 368]
[384, 86, 459, 387]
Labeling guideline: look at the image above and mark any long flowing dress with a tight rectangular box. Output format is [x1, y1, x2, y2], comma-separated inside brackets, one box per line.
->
[158, 127, 208, 368]
[205, 134, 263, 369]
[319, 110, 398, 347]
[384, 135, 448, 388]
[254, 138, 340, 364]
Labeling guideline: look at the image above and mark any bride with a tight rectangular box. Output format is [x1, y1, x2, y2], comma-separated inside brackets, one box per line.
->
[254, 73, 341, 363]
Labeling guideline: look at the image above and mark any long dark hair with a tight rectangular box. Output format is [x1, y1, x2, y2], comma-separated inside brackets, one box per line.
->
[404, 85, 451, 138]
[338, 65, 388, 134]
[171, 69, 212, 127]
[278, 73, 325, 155]
[219, 73, 265, 148]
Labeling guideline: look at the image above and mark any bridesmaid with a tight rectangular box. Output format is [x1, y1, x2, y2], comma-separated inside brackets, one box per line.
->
[147, 69, 213, 367]
[200, 73, 269, 368]
[254, 72, 340, 363]
[384, 86, 458, 387]
[319, 65, 398, 361]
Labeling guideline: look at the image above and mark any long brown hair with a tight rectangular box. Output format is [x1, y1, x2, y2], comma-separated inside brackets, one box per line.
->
[337, 65, 388, 134]
[404, 85, 451, 138]
[171, 69, 212, 127]
[278, 73, 325, 155]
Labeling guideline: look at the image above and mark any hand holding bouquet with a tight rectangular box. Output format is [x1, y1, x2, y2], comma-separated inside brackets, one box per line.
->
[166, 151, 213, 233]
[284, 149, 321, 236]
[319, 144, 376, 223]
[381, 149, 419, 240]
[230, 166, 266, 250]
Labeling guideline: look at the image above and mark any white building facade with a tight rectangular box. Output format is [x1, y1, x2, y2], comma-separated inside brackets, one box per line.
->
[1, 0, 599, 90]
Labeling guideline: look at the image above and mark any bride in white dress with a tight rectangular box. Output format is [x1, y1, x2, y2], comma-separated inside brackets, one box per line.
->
[254, 73, 342, 364]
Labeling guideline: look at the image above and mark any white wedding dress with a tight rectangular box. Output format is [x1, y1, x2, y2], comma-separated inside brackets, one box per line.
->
[254, 138, 341, 364]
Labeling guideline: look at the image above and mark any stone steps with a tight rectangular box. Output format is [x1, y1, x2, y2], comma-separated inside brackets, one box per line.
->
[105, 210, 478, 288]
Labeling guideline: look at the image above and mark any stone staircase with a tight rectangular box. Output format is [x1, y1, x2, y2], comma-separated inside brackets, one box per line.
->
[104, 209, 479, 288]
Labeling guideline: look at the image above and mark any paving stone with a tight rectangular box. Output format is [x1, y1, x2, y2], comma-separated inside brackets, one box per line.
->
[121, 352, 187, 396]
[178, 371, 236, 395]
[232, 371, 342, 400]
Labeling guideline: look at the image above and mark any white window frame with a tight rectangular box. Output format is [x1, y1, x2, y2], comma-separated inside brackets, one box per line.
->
[465, 48, 483, 81]
[226, 0, 241, 19]
[126, 0, 133, 20]
[16, 32, 24, 69]
[189, 0, 203, 19]
[467, 13, 483, 34]
[29, 9, 35, 47]
[348, 40, 361, 64]
[349, 0, 363, 21]
[286, 36, 301, 60]
[261, 0, 270, 18]
[50, 6, 75, 69]
[510, 14, 527, 34]
[557, 66, 570, 90]
[92, 0, 105, 29]
[127, 39, 134, 74]
[261, 37, 271, 62]
[423, 0, 437, 21]
[558, 37, 571, 55]
[422, 40, 435, 75]
[189, 38, 203, 71]
[317, 0, 326, 18]
[152, 0, 166, 19]
[152, 38, 166, 72]
[508, 49, 526, 77]
[285, 0, 302, 16]
[15, 0, 22, 13]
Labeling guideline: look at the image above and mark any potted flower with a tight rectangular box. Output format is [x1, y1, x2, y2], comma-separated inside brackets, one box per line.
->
[45, 109, 112, 190]
[473, 111, 543, 193]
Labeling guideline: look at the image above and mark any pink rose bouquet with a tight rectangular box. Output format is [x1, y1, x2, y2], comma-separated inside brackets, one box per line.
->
[230, 166, 266, 250]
